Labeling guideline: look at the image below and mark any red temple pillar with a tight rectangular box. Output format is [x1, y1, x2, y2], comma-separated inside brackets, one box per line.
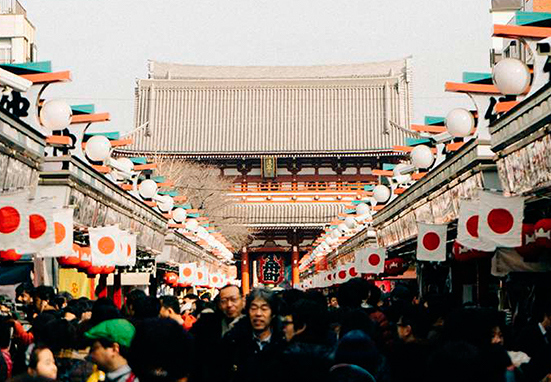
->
[241, 247, 250, 295]
[292, 245, 300, 287]
[113, 272, 122, 308]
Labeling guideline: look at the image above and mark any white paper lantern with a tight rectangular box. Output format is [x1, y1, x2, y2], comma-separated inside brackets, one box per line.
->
[356, 203, 370, 216]
[138, 179, 158, 199]
[446, 108, 475, 138]
[373, 185, 391, 203]
[411, 145, 434, 169]
[185, 219, 199, 232]
[337, 222, 349, 234]
[492, 58, 531, 95]
[85, 135, 112, 162]
[331, 229, 341, 239]
[345, 216, 357, 229]
[172, 208, 187, 223]
[111, 158, 134, 181]
[326, 236, 337, 246]
[157, 195, 174, 212]
[39, 100, 72, 131]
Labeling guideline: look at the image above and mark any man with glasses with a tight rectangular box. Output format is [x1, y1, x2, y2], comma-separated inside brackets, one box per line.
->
[219, 285, 245, 336]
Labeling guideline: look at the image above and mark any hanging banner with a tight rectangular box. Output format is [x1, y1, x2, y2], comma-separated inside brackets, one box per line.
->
[457, 200, 496, 252]
[90, 225, 121, 266]
[27, 201, 56, 254]
[258, 254, 284, 284]
[179, 262, 197, 286]
[479, 191, 524, 248]
[355, 247, 386, 274]
[41, 208, 74, 258]
[417, 223, 447, 262]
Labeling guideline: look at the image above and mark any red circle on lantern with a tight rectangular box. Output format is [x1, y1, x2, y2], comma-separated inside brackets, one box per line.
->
[368, 253, 381, 266]
[0, 207, 20, 234]
[487, 209, 514, 234]
[466, 215, 479, 238]
[423, 232, 440, 251]
[29, 214, 47, 239]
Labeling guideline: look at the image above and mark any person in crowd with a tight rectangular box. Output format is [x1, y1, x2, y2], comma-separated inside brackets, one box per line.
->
[26, 345, 57, 381]
[129, 318, 193, 382]
[159, 296, 185, 327]
[221, 288, 285, 382]
[390, 305, 431, 382]
[199, 293, 211, 303]
[190, 285, 245, 382]
[334, 330, 390, 382]
[53, 293, 73, 311]
[32, 287, 57, 317]
[132, 297, 160, 322]
[89, 298, 122, 328]
[41, 319, 94, 382]
[123, 290, 146, 319]
[427, 341, 486, 382]
[15, 284, 34, 320]
[85, 319, 136, 382]
[181, 295, 199, 316]
[280, 298, 335, 382]
[328, 294, 339, 310]
[0, 317, 13, 381]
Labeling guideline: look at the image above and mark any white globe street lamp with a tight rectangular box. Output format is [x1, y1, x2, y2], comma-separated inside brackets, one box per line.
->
[411, 145, 435, 169]
[172, 208, 187, 223]
[492, 58, 531, 95]
[185, 219, 199, 232]
[445, 108, 475, 138]
[138, 179, 158, 199]
[85, 135, 112, 162]
[40, 100, 72, 131]
[157, 195, 174, 213]
[373, 185, 391, 203]
[344, 216, 357, 229]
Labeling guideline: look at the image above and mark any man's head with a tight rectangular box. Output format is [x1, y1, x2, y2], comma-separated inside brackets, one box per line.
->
[218, 285, 244, 320]
[397, 305, 429, 343]
[85, 318, 135, 372]
[16, 282, 34, 306]
[159, 296, 181, 320]
[33, 286, 56, 313]
[182, 294, 198, 314]
[283, 298, 327, 342]
[129, 318, 193, 382]
[246, 288, 277, 334]
[28, 346, 57, 380]
[125, 289, 146, 317]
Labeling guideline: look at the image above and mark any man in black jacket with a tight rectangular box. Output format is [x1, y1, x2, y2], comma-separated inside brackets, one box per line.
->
[222, 288, 285, 382]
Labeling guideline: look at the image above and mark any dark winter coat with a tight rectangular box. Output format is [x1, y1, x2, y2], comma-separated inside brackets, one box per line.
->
[279, 336, 336, 382]
[221, 316, 286, 382]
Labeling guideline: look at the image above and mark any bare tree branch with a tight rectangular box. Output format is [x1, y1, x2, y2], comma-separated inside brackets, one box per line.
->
[152, 157, 254, 250]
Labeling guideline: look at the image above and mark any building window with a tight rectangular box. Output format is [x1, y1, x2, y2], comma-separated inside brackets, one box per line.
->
[0, 39, 12, 64]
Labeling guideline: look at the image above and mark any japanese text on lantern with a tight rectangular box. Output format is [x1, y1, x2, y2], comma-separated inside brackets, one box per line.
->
[259, 254, 284, 284]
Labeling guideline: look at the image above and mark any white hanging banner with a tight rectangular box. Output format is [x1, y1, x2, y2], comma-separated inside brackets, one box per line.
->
[196, 265, 209, 287]
[335, 263, 356, 284]
[90, 225, 121, 266]
[479, 191, 524, 248]
[209, 272, 223, 288]
[457, 200, 496, 252]
[41, 208, 74, 258]
[417, 223, 447, 262]
[0, 192, 29, 252]
[179, 262, 197, 286]
[27, 200, 56, 254]
[115, 231, 136, 267]
[355, 247, 386, 274]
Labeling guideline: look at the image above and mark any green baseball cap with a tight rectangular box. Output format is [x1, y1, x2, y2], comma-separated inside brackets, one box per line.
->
[85, 319, 136, 348]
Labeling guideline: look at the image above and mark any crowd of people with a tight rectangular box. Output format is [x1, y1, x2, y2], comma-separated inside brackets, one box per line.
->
[0, 279, 550, 382]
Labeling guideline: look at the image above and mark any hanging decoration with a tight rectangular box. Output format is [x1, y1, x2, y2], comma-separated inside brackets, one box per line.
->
[416, 223, 447, 262]
[258, 254, 284, 284]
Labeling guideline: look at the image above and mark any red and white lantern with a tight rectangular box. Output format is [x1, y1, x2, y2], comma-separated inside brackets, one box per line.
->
[452, 241, 493, 262]
[516, 224, 539, 258]
[534, 219, 551, 249]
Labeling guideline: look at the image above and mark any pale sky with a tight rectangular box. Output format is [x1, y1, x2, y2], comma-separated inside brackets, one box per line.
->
[23, 0, 492, 133]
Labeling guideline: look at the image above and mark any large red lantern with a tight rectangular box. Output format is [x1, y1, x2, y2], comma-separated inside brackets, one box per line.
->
[57, 243, 81, 267]
[535, 219, 551, 249]
[384, 257, 407, 276]
[78, 246, 92, 270]
[0, 249, 22, 262]
[452, 241, 493, 262]
[515, 224, 539, 259]
[164, 272, 178, 286]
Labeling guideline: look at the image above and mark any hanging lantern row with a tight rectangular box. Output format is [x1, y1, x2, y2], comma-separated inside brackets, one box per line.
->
[56, 243, 115, 278]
